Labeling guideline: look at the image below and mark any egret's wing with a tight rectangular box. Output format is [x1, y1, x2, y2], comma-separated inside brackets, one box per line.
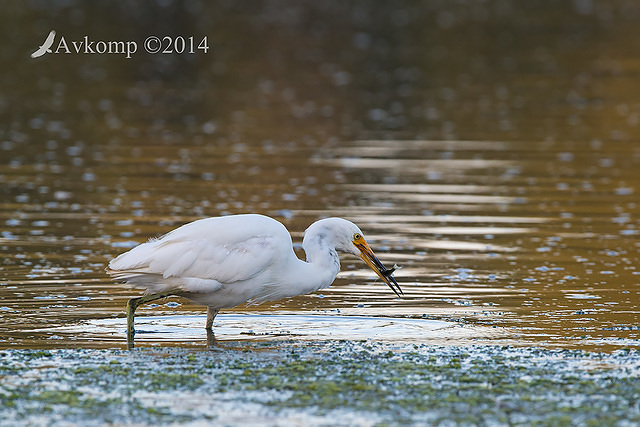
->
[154, 235, 278, 283]
[108, 216, 287, 294]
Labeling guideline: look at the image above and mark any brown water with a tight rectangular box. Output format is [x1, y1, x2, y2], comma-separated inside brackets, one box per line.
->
[1, 1, 639, 351]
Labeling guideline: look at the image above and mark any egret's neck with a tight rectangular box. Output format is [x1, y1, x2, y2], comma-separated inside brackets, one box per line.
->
[304, 233, 340, 271]
[283, 237, 340, 296]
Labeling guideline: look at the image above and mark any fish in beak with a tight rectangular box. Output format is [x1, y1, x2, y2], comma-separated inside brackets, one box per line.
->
[353, 234, 404, 298]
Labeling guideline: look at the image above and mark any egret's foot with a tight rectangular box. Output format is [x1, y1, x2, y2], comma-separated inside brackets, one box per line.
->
[125, 291, 176, 349]
[206, 307, 219, 330]
[206, 328, 217, 347]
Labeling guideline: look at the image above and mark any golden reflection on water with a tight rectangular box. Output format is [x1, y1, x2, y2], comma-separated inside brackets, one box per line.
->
[1, 1, 640, 350]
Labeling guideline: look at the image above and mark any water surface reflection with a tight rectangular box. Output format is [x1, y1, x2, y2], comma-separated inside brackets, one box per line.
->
[1, 1, 640, 350]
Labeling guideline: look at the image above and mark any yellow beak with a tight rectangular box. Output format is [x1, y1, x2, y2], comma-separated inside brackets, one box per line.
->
[354, 239, 403, 298]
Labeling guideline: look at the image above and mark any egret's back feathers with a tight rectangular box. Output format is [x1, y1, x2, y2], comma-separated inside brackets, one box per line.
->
[107, 215, 299, 305]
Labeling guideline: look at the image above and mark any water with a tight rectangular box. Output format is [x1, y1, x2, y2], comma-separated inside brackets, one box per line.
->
[39, 314, 505, 347]
[1, 1, 640, 351]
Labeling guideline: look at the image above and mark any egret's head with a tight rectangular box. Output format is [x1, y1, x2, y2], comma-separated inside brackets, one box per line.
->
[304, 218, 403, 298]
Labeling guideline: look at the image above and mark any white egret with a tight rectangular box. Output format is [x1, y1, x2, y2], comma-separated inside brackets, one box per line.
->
[106, 214, 403, 343]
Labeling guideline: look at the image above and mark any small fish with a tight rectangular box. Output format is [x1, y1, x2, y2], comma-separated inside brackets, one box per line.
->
[382, 263, 401, 277]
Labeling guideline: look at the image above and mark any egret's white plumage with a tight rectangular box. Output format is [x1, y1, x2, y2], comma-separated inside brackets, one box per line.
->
[107, 214, 402, 340]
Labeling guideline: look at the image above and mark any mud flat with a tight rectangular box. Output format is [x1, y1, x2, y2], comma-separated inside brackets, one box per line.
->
[1, 339, 639, 426]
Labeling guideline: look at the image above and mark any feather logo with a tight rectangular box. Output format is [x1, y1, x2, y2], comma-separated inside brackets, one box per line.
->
[31, 30, 56, 58]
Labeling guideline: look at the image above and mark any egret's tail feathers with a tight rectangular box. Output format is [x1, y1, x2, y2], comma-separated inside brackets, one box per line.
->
[106, 267, 224, 295]
[107, 240, 158, 272]
[105, 269, 178, 294]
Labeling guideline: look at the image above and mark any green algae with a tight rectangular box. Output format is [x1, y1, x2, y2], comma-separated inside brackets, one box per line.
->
[0, 343, 639, 426]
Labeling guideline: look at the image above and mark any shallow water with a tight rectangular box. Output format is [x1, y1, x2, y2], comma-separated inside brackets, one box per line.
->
[33, 314, 507, 349]
[1, 1, 640, 351]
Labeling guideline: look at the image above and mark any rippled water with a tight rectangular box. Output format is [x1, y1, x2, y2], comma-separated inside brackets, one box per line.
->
[1, 1, 640, 350]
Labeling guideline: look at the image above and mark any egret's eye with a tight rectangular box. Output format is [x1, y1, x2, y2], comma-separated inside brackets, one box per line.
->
[353, 233, 362, 241]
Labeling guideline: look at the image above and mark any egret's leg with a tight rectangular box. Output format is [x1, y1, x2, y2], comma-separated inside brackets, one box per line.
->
[126, 292, 176, 346]
[206, 307, 219, 330]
